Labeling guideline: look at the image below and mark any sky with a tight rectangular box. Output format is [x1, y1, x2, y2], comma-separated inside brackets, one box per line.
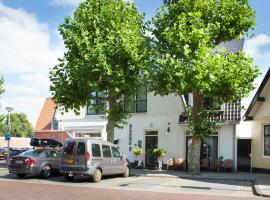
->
[0, 0, 269, 126]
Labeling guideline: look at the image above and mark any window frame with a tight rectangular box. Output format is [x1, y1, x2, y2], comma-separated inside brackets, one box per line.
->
[86, 92, 107, 115]
[91, 143, 101, 158]
[124, 85, 147, 113]
[263, 125, 270, 157]
[111, 146, 121, 158]
[102, 145, 112, 158]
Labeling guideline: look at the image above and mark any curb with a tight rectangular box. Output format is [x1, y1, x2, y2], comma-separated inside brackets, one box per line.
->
[133, 173, 270, 197]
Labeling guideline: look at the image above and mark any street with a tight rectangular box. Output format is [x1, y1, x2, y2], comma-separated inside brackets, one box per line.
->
[0, 162, 265, 200]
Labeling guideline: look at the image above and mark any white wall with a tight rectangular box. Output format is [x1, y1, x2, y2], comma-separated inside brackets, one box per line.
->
[219, 125, 234, 160]
[115, 115, 185, 163]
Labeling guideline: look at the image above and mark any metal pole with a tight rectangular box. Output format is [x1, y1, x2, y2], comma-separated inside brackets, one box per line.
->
[6, 112, 10, 165]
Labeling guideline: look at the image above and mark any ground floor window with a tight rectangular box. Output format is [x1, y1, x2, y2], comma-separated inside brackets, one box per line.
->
[264, 125, 270, 156]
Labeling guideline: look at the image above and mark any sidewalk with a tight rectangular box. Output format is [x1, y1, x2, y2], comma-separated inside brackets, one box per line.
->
[131, 168, 270, 197]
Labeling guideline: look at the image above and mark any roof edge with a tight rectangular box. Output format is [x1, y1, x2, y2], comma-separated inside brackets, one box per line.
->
[243, 68, 270, 120]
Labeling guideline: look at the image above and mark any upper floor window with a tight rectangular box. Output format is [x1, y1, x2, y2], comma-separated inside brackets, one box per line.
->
[264, 125, 270, 156]
[203, 97, 224, 111]
[124, 85, 147, 113]
[87, 92, 106, 115]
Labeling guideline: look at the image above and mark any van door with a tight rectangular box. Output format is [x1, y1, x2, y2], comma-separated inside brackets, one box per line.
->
[75, 141, 87, 169]
[101, 144, 113, 175]
[111, 146, 124, 174]
[63, 140, 76, 166]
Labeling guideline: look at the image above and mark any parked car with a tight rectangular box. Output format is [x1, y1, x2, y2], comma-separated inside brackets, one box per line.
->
[0, 148, 7, 160]
[61, 138, 130, 182]
[8, 148, 61, 178]
[9, 148, 28, 157]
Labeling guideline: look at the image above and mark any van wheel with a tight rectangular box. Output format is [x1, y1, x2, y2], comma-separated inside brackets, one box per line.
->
[17, 174, 26, 178]
[91, 168, 102, 183]
[64, 174, 74, 182]
[122, 166, 130, 178]
[40, 165, 51, 178]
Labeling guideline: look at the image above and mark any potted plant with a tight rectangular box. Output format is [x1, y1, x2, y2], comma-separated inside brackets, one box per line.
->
[133, 147, 144, 168]
[153, 148, 166, 171]
[216, 156, 224, 172]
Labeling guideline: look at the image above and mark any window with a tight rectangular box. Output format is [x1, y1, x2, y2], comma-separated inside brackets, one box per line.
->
[46, 151, 58, 158]
[102, 145, 112, 158]
[87, 92, 106, 115]
[124, 85, 147, 113]
[64, 141, 76, 155]
[112, 147, 121, 158]
[203, 97, 222, 110]
[264, 125, 270, 156]
[22, 149, 43, 157]
[77, 142, 86, 155]
[92, 144, 101, 157]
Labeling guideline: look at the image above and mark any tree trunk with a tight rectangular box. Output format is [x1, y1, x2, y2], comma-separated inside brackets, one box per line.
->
[106, 96, 116, 143]
[188, 135, 202, 174]
[188, 93, 203, 174]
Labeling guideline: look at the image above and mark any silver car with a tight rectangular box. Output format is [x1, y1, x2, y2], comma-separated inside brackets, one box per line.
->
[61, 138, 130, 182]
[8, 148, 61, 178]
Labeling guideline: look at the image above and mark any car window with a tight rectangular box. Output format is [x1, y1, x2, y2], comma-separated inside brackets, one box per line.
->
[21, 149, 43, 157]
[46, 150, 58, 158]
[92, 144, 101, 157]
[77, 142, 86, 155]
[112, 147, 121, 158]
[64, 141, 76, 155]
[102, 145, 112, 158]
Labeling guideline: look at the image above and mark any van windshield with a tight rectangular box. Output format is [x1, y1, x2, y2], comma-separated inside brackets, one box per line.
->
[64, 141, 76, 155]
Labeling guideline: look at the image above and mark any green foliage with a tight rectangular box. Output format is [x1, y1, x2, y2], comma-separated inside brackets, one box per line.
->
[0, 113, 33, 138]
[133, 147, 144, 156]
[49, 0, 147, 141]
[153, 148, 166, 158]
[0, 77, 4, 96]
[147, 0, 259, 135]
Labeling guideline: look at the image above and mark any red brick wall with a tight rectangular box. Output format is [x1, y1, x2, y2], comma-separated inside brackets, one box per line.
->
[35, 131, 71, 145]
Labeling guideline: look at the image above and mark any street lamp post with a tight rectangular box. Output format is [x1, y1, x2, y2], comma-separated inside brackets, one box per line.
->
[5, 106, 13, 165]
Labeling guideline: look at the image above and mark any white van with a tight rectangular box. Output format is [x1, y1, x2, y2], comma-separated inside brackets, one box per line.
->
[61, 138, 130, 182]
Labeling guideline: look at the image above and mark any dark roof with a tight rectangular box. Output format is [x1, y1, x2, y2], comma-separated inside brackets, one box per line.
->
[243, 68, 270, 120]
[216, 38, 245, 53]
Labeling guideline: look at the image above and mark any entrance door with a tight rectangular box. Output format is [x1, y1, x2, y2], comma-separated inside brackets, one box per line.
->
[145, 131, 158, 168]
[237, 139, 251, 172]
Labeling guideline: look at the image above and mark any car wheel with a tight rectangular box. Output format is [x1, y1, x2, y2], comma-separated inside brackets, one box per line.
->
[91, 168, 102, 183]
[40, 165, 51, 178]
[17, 174, 26, 178]
[64, 174, 74, 182]
[122, 166, 130, 178]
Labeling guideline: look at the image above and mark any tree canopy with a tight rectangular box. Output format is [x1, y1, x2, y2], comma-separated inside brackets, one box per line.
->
[50, 0, 147, 142]
[148, 0, 259, 174]
[0, 113, 33, 138]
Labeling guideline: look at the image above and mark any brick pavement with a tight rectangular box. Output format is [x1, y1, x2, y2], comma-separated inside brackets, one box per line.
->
[0, 181, 263, 200]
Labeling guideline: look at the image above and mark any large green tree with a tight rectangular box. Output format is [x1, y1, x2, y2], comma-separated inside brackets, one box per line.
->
[0, 113, 33, 138]
[50, 0, 147, 142]
[148, 0, 259, 174]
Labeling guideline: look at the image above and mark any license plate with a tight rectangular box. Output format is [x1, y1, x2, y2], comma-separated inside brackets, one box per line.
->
[64, 159, 74, 164]
[15, 160, 23, 164]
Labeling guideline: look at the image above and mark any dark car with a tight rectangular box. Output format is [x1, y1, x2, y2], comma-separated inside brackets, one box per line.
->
[0, 148, 7, 160]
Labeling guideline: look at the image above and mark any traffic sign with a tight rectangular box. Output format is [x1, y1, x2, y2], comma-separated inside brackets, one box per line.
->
[5, 133, 10, 141]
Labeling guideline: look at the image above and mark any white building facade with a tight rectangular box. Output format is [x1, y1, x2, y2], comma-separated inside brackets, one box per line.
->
[55, 91, 239, 169]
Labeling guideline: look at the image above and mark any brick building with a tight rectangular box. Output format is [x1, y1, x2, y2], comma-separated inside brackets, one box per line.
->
[34, 98, 71, 144]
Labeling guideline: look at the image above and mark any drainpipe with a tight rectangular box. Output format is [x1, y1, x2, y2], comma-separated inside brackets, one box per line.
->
[233, 124, 237, 172]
